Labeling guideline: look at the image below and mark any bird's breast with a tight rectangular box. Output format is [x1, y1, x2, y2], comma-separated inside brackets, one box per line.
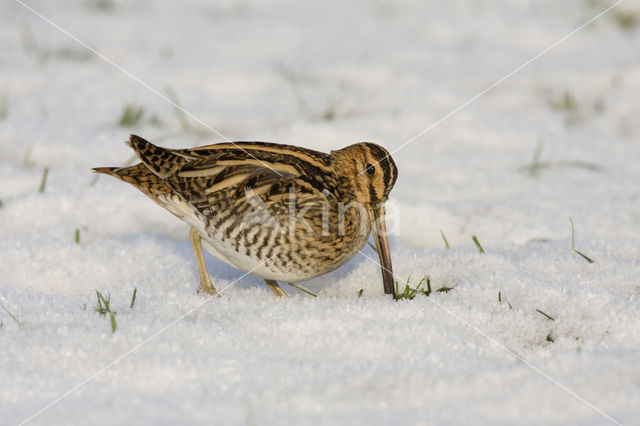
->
[199, 199, 371, 281]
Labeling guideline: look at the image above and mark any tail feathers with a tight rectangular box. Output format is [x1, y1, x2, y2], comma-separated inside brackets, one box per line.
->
[92, 165, 143, 183]
[92, 166, 120, 177]
[92, 165, 149, 186]
[92, 162, 171, 194]
[128, 134, 186, 178]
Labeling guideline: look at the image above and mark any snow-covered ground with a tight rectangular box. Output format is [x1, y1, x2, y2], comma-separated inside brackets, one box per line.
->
[1, 0, 640, 424]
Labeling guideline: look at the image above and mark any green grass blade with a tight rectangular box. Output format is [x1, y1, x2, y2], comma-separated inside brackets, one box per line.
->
[96, 290, 105, 314]
[573, 249, 595, 263]
[472, 235, 485, 254]
[287, 282, 317, 297]
[118, 104, 145, 127]
[39, 167, 49, 193]
[536, 309, 555, 321]
[110, 312, 117, 333]
[130, 287, 138, 308]
[440, 230, 450, 249]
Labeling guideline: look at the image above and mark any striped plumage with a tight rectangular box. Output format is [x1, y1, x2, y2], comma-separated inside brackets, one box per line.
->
[94, 134, 398, 297]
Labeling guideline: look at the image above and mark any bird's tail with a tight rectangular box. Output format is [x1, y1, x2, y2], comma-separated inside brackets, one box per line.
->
[92, 133, 184, 191]
[127, 134, 187, 179]
[92, 166, 121, 178]
[92, 162, 172, 199]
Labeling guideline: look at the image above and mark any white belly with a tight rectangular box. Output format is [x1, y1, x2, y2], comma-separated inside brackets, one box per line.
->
[167, 197, 311, 282]
[160, 195, 354, 283]
[199, 236, 310, 282]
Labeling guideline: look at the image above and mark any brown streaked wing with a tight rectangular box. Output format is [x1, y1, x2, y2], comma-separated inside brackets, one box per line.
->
[175, 146, 336, 198]
[166, 164, 295, 211]
[173, 141, 333, 172]
[165, 159, 330, 236]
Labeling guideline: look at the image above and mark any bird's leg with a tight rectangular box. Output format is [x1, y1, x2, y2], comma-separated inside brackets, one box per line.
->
[189, 227, 217, 295]
[264, 279, 288, 297]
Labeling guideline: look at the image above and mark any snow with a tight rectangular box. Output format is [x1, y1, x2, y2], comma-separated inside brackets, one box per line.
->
[1, 0, 640, 425]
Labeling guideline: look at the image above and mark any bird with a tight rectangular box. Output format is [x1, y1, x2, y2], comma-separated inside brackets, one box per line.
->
[93, 134, 398, 297]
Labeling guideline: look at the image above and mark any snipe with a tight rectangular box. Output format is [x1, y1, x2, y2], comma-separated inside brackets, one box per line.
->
[94, 135, 398, 297]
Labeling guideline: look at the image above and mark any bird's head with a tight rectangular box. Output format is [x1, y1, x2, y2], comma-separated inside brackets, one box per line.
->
[332, 142, 398, 208]
[331, 143, 398, 297]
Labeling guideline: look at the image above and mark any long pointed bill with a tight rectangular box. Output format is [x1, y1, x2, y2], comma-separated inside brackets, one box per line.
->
[369, 205, 395, 297]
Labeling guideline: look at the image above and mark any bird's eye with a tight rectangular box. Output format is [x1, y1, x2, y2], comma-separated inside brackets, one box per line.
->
[365, 163, 375, 176]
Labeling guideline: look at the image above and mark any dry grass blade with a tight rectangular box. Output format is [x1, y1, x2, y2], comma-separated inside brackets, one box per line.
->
[570, 218, 595, 263]
[0, 96, 8, 120]
[0, 298, 21, 326]
[522, 142, 604, 175]
[528, 160, 604, 173]
[529, 140, 544, 176]
[23, 147, 34, 168]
